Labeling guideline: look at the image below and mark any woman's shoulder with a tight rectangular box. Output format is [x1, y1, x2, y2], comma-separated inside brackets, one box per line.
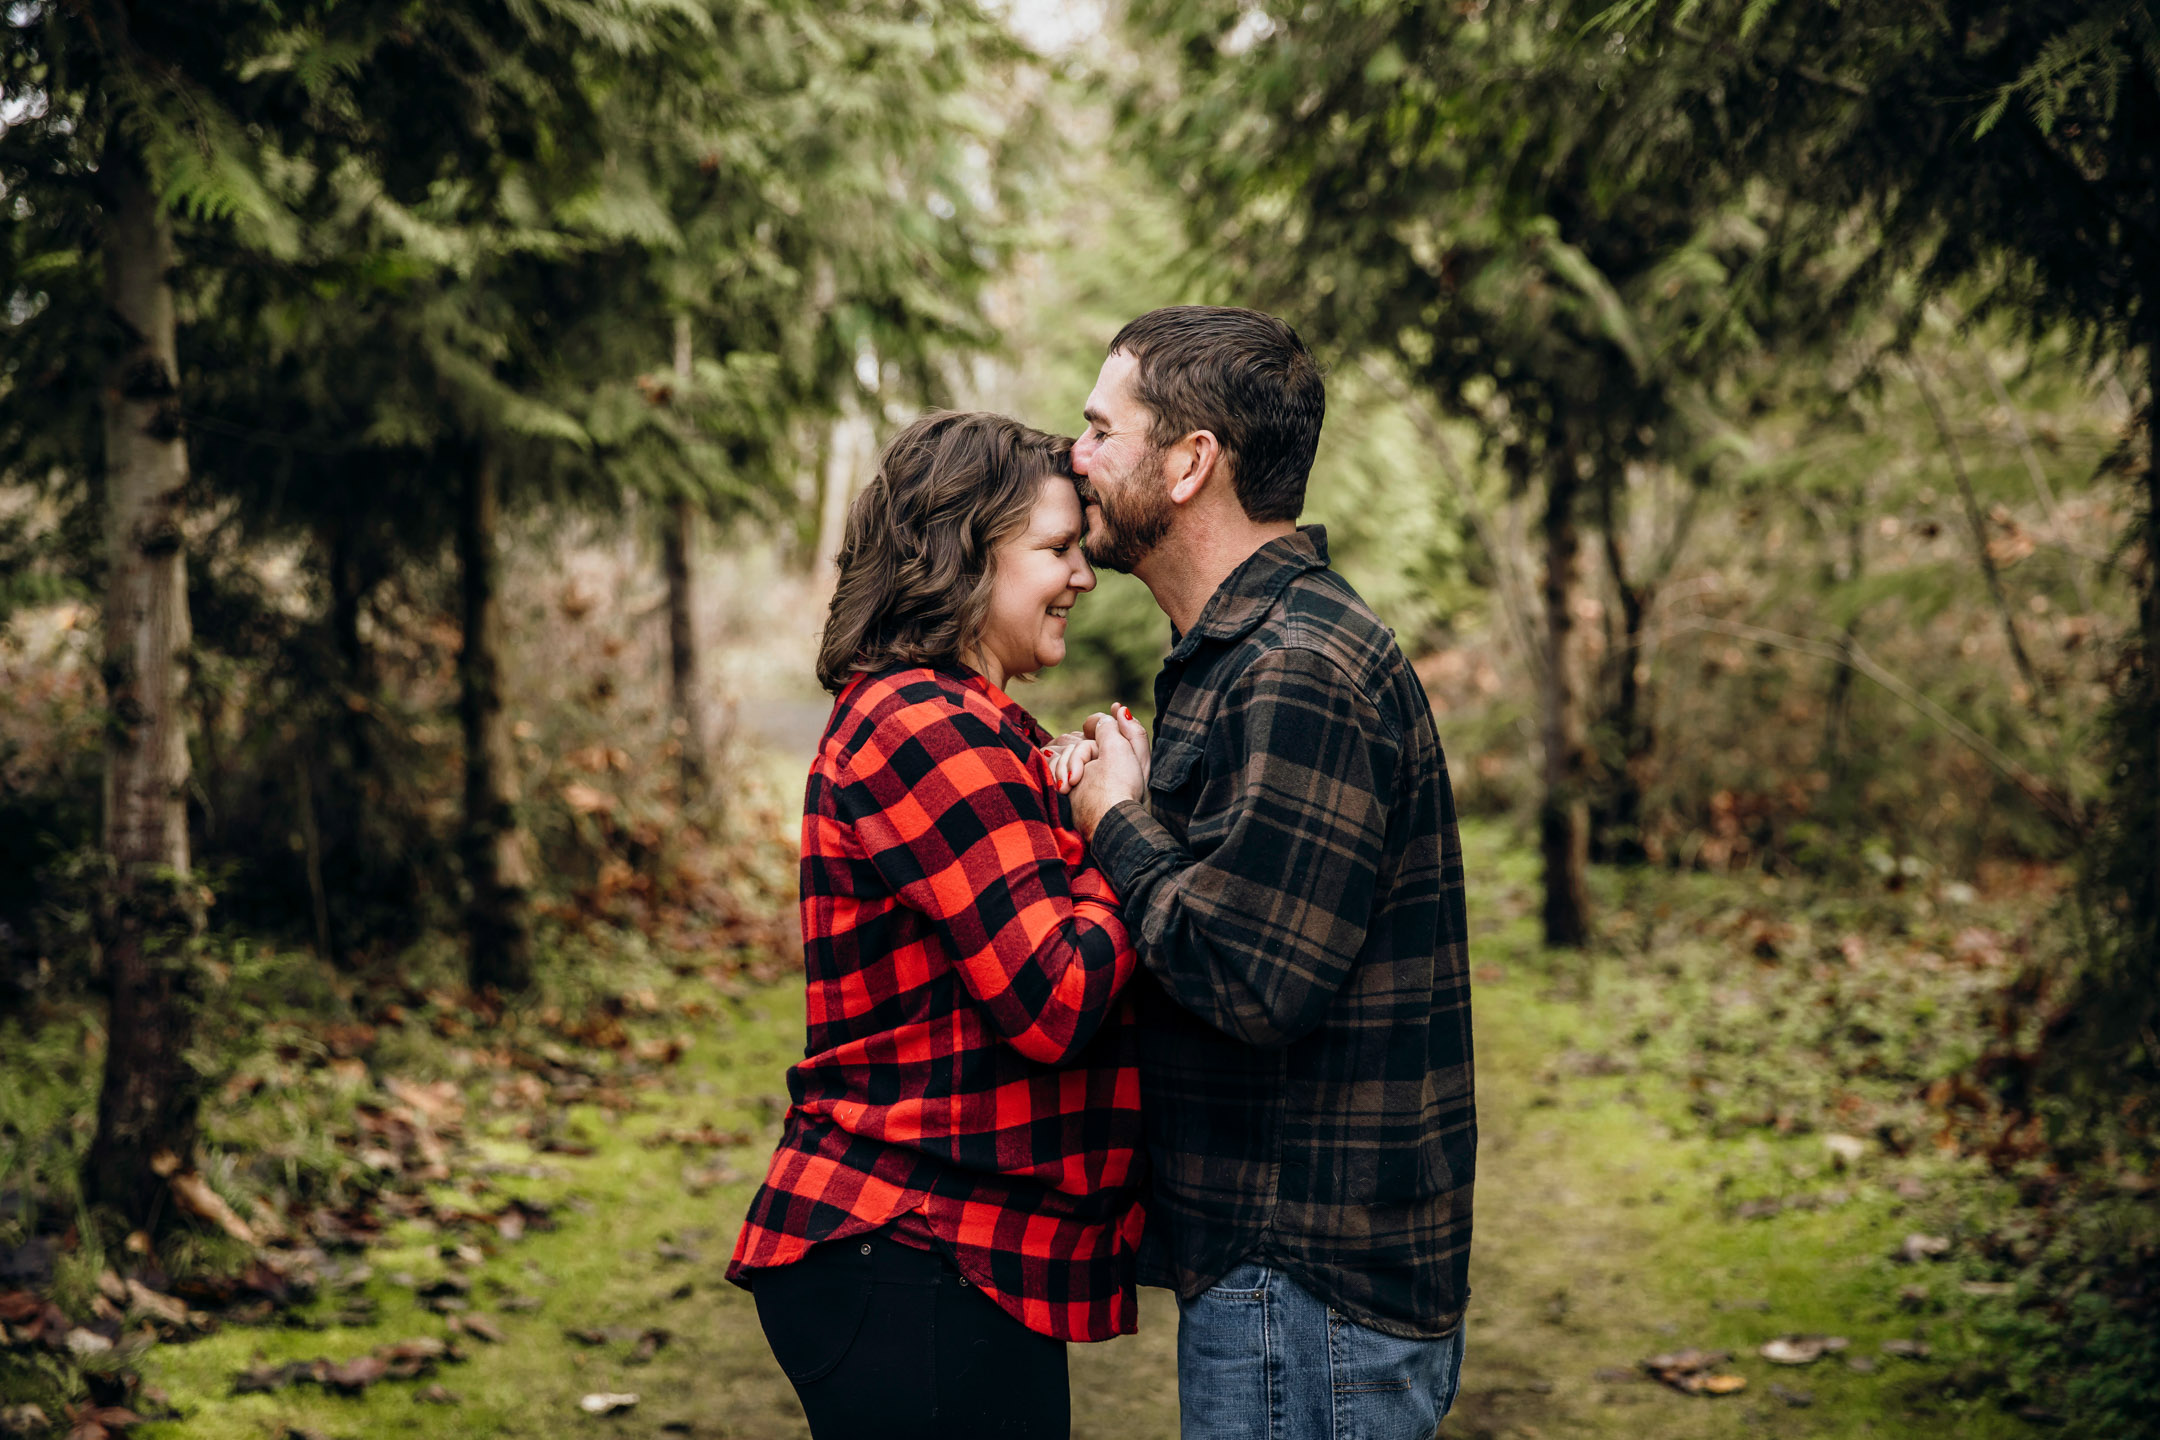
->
[826, 666, 1026, 772]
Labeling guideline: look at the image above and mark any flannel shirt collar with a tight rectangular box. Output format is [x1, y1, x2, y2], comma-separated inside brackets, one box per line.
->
[945, 664, 1047, 742]
[841, 665, 1043, 741]
[1166, 524, 1331, 664]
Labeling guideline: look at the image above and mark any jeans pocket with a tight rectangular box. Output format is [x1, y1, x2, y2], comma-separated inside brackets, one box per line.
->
[753, 1244, 874, 1385]
[1327, 1310, 1460, 1439]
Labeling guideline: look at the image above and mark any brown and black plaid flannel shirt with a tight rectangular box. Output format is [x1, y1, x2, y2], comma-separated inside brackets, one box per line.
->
[1090, 526, 1475, 1340]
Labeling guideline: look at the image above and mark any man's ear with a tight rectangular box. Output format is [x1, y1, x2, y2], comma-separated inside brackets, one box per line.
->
[1166, 430, 1224, 506]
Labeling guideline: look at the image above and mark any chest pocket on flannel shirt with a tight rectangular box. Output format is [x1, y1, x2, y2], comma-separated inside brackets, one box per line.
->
[1147, 738, 1203, 798]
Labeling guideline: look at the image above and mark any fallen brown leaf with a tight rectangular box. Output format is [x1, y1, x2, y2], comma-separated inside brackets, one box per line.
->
[1640, 1348, 1747, 1396]
[322, 1354, 389, 1393]
[579, 1393, 639, 1416]
[1760, 1335, 1849, 1366]
[1895, 1233, 1951, 1263]
[124, 1280, 191, 1330]
[452, 1313, 505, 1344]
[166, 1173, 257, 1246]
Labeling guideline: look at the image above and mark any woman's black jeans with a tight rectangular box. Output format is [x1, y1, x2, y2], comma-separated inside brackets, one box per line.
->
[752, 1223, 1070, 1439]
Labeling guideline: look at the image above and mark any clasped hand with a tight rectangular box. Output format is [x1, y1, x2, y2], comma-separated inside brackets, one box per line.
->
[1041, 704, 1151, 838]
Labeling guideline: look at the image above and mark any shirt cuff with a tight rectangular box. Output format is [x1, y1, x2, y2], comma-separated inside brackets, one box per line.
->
[1092, 797, 1181, 896]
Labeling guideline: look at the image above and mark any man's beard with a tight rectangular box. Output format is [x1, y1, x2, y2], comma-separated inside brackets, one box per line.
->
[1082, 453, 1174, 574]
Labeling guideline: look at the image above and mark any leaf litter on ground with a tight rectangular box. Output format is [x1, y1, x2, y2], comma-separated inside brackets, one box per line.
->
[1639, 1347, 1748, 1395]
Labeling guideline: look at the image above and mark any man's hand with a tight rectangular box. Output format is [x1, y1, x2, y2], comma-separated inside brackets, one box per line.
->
[1070, 704, 1151, 838]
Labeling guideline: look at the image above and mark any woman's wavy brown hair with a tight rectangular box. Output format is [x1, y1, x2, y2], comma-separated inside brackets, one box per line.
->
[816, 411, 1078, 694]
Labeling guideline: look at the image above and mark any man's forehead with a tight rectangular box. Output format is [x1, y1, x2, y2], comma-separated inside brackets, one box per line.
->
[1086, 349, 1142, 417]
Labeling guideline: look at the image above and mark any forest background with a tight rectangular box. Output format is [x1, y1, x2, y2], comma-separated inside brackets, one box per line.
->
[1, 1, 2156, 1437]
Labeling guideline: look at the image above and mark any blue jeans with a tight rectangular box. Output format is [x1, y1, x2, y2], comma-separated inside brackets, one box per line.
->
[1176, 1261, 1463, 1440]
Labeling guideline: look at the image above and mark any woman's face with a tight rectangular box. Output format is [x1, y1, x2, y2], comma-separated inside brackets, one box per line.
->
[970, 475, 1095, 689]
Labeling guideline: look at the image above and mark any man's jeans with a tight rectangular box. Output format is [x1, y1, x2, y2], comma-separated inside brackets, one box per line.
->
[1177, 1261, 1463, 1440]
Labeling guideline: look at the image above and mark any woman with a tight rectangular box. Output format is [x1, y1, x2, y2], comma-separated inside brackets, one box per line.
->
[727, 411, 1144, 1440]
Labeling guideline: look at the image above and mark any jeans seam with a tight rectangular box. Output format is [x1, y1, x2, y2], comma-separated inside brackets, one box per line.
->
[1326, 1296, 1341, 1440]
[1264, 1267, 1280, 1440]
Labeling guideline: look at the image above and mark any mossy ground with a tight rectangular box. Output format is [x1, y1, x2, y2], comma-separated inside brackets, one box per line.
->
[73, 821, 2055, 1437]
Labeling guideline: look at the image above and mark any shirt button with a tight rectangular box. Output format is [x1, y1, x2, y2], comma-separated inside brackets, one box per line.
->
[860, 1243, 872, 1255]
[957, 1275, 969, 1287]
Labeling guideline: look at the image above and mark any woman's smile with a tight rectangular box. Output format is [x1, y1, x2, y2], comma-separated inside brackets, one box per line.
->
[967, 475, 1096, 688]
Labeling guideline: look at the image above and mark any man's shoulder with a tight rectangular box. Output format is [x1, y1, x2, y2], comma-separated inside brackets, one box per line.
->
[1255, 568, 1404, 681]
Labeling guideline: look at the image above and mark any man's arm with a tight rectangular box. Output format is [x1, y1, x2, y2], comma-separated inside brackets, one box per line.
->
[1074, 648, 1394, 1048]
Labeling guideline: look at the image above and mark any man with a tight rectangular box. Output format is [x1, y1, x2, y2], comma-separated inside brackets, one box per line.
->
[1066, 306, 1476, 1439]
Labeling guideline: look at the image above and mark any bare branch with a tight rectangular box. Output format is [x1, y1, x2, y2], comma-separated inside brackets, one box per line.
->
[1906, 356, 2049, 711]
[1663, 616, 2087, 836]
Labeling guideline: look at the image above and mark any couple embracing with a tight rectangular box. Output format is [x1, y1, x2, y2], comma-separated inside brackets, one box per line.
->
[726, 307, 1478, 1440]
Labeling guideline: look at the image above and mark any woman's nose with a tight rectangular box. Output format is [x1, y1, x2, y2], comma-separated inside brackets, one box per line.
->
[1071, 552, 1096, 592]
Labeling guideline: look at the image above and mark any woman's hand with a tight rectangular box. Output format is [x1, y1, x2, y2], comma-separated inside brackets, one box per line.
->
[1041, 732, 1097, 794]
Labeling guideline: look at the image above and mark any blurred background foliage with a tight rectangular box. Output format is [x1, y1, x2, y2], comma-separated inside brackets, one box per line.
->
[1, 0, 2156, 1433]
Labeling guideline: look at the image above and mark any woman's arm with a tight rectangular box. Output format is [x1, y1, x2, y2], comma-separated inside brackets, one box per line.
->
[837, 694, 1136, 1067]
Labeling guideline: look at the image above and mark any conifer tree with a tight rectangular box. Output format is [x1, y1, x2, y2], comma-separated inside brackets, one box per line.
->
[1592, 0, 2158, 1123]
[1, 0, 305, 1226]
[1119, 0, 1799, 942]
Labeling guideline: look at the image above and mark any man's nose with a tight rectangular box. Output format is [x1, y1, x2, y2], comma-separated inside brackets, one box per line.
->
[1072, 435, 1096, 474]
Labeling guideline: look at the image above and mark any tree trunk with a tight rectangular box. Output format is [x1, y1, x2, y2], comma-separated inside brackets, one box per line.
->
[82, 140, 205, 1228]
[457, 446, 534, 994]
[321, 518, 373, 967]
[327, 517, 375, 776]
[1593, 474, 1652, 866]
[816, 402, 871, 593]
[1821, 508, 1865, 788]
[1539, 454, 1593, 948]
[2143, 329, 2159, 942]
[665, 315, 710, 799]
[663, 497, 708, 799]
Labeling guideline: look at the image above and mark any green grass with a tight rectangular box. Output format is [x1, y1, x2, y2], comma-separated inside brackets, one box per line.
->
[6, 819, 2098, 1437]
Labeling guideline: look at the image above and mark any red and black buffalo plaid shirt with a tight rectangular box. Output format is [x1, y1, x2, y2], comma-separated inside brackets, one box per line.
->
[727, 666, 1146, 1342]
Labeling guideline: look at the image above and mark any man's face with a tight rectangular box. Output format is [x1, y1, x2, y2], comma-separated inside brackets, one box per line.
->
[1072, 350, 1174, 574]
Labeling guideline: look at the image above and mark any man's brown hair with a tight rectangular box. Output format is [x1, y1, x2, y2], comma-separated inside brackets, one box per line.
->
[816, 411, 1076, 694]
[1109, 306, 1325, 523]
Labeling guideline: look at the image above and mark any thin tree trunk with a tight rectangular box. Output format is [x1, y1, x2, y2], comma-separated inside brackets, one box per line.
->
[665, 315, 709, 799]
[1597, 500, 1652, 868]
[321, 518, 373, 968]
[327, 518, 375, 775]
[816, 402, 869, 594]
[1539, 453, 1592, 947]
[458, 446, 534, 994]
[663, 498, 707, 798]
[1822, 509, 1865, 788]
[82, 139, 205, 1228]
[2143, 329, 2159, 936]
